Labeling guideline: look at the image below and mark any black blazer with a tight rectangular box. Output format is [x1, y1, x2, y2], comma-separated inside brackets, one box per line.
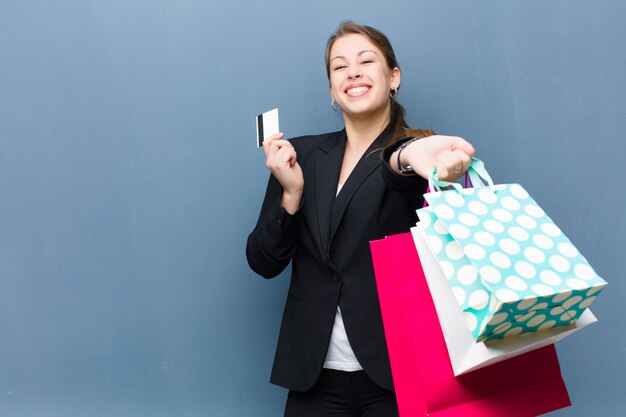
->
[246, 123, 428, 392]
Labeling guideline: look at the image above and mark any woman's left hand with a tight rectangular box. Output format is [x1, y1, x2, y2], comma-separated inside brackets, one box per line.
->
[395, 135, 476, 182]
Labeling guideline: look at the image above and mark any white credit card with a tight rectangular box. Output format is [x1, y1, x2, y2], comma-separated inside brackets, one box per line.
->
[256, 108, 279, 147]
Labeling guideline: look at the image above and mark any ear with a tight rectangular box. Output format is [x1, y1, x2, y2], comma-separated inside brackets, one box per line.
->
[391, 67, 401, 90]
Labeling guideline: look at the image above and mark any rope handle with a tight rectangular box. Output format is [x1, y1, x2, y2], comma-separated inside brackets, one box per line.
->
[427, 157, 495, 193]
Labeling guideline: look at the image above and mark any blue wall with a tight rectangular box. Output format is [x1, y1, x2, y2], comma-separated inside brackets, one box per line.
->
[1, 1, 624, 415]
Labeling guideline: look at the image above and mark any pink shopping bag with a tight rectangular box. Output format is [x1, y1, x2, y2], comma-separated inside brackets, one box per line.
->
[370, 232, 571, 417]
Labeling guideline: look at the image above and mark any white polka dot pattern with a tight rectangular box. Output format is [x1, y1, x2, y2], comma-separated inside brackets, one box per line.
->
[510, 184, 529, 199]
[434, 204, 455, 220]
[524, 247, 545, 264]
[449, 224, 471, 239]
[517, 215, 537, 229]
[552, 291, 572, 304]
[446, 242, 464, 260]
[533, 234, 554, 249]
[530, 302, 548, 311]
[464, 244, 486, 260]
[490, 252, 511, 269]
[506, 276, 527, 291]
[488, 312, 509, 326]
[434, 219, 449, 235]
[515, 261, 536, 279]
[419, 181, 607, 342]
[538, 320, 557, 331]
[540, 270, 562, 286]
[480, 266, 502, 284]
[574, 264, 596, 280]
[484, 220, 505, 234]
[499, 238, 520, 255]
[459, 213, 480, 227]
[493, 209, 513, 222]
[504, 327, 524, 338]
[469, 201, 488, 215]
[445, 192, 465, 207]
[457, 265, 478, 285]
[452, 287, 467, 305]
[440, 261, 454, 280]
[518, 297, 536, 310]
[477, 189, 497, 204]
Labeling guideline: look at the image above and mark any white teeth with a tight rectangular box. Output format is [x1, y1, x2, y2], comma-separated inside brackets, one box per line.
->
[347, 86, 369, 95]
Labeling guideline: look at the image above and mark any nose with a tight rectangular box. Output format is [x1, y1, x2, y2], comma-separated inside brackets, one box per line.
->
[347, 67, 362, 80]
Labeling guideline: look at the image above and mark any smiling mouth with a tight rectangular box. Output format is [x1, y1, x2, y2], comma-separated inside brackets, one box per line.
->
[345, 86, 371, 96]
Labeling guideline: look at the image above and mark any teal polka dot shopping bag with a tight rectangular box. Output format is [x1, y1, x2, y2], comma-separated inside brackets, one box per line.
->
[416, 158, 607, 343]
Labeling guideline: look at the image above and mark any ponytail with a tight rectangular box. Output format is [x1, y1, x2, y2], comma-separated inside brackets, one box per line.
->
[389, 99, 434, 145]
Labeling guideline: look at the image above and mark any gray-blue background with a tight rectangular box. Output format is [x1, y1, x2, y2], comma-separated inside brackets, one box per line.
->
[1, 1, 624, 416]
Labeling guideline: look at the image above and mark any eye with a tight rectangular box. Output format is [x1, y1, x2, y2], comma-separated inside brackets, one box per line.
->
[333, 64, 347, 71]
[361, 59, 374, 65]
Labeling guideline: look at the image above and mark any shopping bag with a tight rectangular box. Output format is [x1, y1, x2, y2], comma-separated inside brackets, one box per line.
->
[370, 232, 571, 417]
[417, 158, 606, 342]
[412, 224, 597, 376]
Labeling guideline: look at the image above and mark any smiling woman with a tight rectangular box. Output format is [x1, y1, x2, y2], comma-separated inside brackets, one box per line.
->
[246, 20, 475, 417]
[326, 24, 401, 139]
[328, 34, 400, 140]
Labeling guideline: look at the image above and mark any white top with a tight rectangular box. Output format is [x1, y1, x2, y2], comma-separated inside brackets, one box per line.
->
[323, 306, 363, 371]
[323, 183, 363, 372]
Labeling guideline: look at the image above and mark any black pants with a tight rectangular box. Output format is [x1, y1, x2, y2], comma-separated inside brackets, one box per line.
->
[284, 369, 400, 417]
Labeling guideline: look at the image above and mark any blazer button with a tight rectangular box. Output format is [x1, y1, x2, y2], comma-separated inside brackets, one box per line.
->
[333, 273, 340, 282]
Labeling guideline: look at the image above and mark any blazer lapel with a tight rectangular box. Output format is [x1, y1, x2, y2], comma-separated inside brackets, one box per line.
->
[329, 125, 394, 244]
[313, 130, 346, 259]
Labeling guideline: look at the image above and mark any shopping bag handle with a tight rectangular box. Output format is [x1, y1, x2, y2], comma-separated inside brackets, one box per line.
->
[428, 157, 495, 192]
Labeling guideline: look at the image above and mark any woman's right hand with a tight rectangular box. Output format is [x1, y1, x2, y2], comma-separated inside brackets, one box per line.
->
[262, 133, 304, 214]
[395, 135, 475, 182]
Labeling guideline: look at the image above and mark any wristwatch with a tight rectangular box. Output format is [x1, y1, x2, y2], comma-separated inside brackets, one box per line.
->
[396, 137, 420, 174]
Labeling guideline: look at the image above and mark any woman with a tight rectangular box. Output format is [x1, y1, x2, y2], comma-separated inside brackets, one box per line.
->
[246, 21, 475, 416]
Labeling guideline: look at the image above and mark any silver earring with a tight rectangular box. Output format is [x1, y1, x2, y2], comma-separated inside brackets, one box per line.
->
[331, 98, 340, 112]
[390, 87, 398, 99]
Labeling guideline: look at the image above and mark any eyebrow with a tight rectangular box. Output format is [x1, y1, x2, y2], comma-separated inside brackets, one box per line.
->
[330, 49, 378, 63]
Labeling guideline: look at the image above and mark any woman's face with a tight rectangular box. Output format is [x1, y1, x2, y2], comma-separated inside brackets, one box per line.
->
[328, 33, 400, 120]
